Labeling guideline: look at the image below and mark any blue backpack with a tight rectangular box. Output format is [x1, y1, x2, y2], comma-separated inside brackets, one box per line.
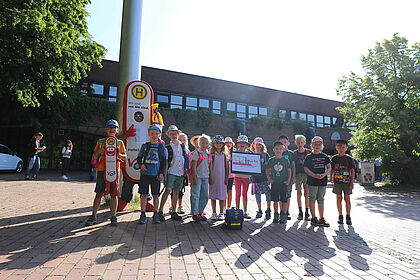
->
[223, 207, 244, 230]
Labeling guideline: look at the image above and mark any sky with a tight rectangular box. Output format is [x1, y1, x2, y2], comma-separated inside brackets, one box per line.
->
[86, 0, 420, 101]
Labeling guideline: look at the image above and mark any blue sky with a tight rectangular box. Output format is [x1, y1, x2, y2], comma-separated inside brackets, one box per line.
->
[86, 0, 420, 101]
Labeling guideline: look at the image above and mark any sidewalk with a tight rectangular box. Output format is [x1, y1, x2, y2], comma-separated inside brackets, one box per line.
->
[0, 171, 419, 279]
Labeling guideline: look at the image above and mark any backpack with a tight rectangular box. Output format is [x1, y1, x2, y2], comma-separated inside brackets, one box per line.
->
[223, 207, 244, 230]
[293, 148, 310, 159]
[189, 150, 210, 178]
[166, 142, 186, 169]
[140, 142, 165, 165]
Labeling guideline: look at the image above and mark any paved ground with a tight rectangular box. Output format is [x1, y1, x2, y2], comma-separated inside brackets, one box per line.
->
[0, 170, 420, 280]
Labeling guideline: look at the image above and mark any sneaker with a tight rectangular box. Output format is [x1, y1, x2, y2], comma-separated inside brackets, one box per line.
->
[265, 208, 271, 220]
[338, 215, 344, 224]
[256, 210, 263, 218]
[85, 215, 96, 226]
[280, 212, 287, 224]
[25, 176, 30, 180]
[304, 212, 311, 221]
[273, 212, 280, 223]
[171, 212, 182, 221]
[153, 213, 161, 224]
[169, 207, 173, 213]
[178, 206, 185, 214]
[62, 175, 68, 180]
[138, 212, 147, 224]
[317, 217, 330, 227]
[346, 215, 352, 225]
[32, 176, 38, 180]
[211, 213, 218, 221]
[192, 214, 200, 222]
[218, 213, 224, 221]
[310, 217, 319, 226]
[158, 211, 165, 222]
[244, 212, 251, 219]
[200, 213, 207, 221]
[110, 216, 117, 226]
[286, 212, 291, 220]
[297, 211, 303, 220]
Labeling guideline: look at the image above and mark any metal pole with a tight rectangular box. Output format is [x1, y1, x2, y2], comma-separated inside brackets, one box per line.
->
[116, 0, 144, 125]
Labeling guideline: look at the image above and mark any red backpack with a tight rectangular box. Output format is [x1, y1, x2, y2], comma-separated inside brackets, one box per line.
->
[188, 150, 210, 178]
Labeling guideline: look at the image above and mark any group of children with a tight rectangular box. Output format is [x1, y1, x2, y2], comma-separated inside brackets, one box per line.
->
[85, 120, 356, 228]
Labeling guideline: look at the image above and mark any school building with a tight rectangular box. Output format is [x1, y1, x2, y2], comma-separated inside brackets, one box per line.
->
[86, 60, 351, 148]
[2, 59, 352, 172]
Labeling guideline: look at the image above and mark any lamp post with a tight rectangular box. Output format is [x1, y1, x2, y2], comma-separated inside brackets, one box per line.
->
[116, 0, 144, 124]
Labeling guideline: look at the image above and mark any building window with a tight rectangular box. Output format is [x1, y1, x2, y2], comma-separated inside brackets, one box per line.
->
[279, 110, 287, 118]
[170, 95, 183, 109]
[259, 107, 267, 116]
[213, 100, 221, 114]
[227, 102, 236, 112]
[157, 94, 169, 103]
[324, 116, 331, 128]
[186, 97, 197, 110]
[308, 114, 315, 126]
[291, 111, 298, 119]
[299, 113, 307, 121]
[92, 84, 104, 95]
[199, 98, 209, 108]
[109, 86, 117, 102]
[316, 115, 324, 127]
[248, 105, 258, 118]
[237, 104, 246, 119]
[332, 117, 337, 127]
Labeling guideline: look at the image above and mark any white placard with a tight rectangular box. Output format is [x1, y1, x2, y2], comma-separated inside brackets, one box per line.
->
[104, 136, 118, 183]
[231, 152, 262, 175]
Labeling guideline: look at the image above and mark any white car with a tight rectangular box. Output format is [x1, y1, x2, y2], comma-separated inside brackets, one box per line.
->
[0, 144, 23, 172]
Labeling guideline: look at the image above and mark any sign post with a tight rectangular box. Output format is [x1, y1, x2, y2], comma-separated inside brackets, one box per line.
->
[360, 161, 375, 186]
[104, 136, 119, 195]
[123, 80, 154, 182]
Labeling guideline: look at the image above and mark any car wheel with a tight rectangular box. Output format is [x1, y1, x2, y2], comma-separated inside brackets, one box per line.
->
[16, 161, 23, 173]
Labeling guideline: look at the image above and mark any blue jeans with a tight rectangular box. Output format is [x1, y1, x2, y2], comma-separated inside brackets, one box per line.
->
[190, 178, 209, 215]
[26, 155, 40, 177]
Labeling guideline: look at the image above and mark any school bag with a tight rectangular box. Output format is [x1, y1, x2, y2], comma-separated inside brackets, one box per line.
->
[293, 148, 310, 159]
[223, 207, 244, 230]
[188, 150, 210, 179]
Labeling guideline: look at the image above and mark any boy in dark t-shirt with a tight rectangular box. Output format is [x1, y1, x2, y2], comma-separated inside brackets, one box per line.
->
[266, 141, 291, 224]
[278, 136, 296, 221]
[330, 139, 355, 225]
[294, 135, 311, 221]
[304, 136, 331, 227]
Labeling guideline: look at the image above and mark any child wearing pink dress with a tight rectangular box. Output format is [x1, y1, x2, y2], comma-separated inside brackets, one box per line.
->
[209, 135, 229, 221]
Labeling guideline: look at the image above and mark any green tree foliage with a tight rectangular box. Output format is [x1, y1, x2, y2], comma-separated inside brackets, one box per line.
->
[0, 0, 106, 108]
[337, 34, 420, 185]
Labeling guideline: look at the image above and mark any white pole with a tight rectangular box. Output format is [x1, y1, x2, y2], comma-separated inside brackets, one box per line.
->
[116, 0, 144, 125]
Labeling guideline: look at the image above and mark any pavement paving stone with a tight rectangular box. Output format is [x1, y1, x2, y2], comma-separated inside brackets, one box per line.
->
[1, 171, 420, 279]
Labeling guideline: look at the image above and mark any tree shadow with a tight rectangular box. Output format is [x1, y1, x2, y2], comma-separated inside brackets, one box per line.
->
[355, 189, 420, 221]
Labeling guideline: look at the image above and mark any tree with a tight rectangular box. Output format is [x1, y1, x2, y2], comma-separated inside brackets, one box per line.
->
[337, 34, 420, 186]
[0, 0, 106, 108]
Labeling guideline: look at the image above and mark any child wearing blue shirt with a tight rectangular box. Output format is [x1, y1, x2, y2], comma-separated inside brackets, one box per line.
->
[137, 125, 168, 224]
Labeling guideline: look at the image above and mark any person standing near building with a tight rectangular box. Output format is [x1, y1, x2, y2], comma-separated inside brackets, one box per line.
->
[278, 136, 296, 220]
[250, 137, 271, 219]
[293, 135, 311, 221]
[234, 135, 252, 219]
[304, 136, 331, 227]
[209, 135, 229, 221]
[25, 132, 46, 180]
[61, 140, 73, 180]
[330, 140, 355, 225]
[224, 137, 235, 211]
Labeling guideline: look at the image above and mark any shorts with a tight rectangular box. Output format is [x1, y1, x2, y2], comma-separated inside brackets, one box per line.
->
[139, 175, 161, 195]
[166, 174, 184, 191]
[308, 185, 326, 204]
[94, 171, 118, 196]
[295, 173, 308, 191]
[253, 181, 270, 195]
[271, 182, 289, 203]
[333, 182, 352, 195]
[227, 177, 234, 190]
